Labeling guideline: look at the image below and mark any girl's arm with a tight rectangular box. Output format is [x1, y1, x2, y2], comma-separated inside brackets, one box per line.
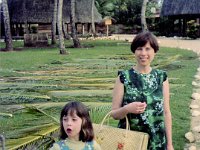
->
[163, 78, 174, 150]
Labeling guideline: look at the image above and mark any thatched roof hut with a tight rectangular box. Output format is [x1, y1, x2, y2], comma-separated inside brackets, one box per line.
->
[7, 0, 102, 24]
[161, 0, 200, 17]
[160, 0, 200, 38]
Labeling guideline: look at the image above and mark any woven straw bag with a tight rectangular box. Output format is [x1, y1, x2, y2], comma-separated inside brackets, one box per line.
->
[93, 111, 149, 150]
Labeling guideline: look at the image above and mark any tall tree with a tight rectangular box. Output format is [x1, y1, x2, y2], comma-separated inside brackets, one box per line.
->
[2, 0, 13, 51]
[23, 1, 29, 34]
[62, 22, 70, 40]
[91, 0, 96, 36]
[141, 0, 148, 31]
[51, 0, 58, 45]
[57, 0, 68, 54]
[70, 0, 81, 48]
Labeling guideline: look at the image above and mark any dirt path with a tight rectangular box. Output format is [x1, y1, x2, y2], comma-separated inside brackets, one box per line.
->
[110, 34, 200, 54]
[110, 34, 200, 150]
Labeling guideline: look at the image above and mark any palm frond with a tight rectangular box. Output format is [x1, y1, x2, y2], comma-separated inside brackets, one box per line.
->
[24, 105, 59, 124]
[67, 83, 113, 89]
[155, 54, 181, 69]
[0, 112, 13, 117]
[89, 104, 111, 123]
[48, 90, 112, 97]
[6, 123, 59, 150]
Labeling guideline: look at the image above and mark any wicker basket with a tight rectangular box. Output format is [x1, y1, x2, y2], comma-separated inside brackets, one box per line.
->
[93, 112, 149, 150]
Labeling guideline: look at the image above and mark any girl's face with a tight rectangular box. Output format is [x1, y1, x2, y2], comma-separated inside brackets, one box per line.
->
[134, 42, 155, 67]
[62, 111, 82, 141]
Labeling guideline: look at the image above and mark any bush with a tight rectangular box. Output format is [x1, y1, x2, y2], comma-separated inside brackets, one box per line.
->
[30, 26, 38, 33]
[186, 20, 200, 39]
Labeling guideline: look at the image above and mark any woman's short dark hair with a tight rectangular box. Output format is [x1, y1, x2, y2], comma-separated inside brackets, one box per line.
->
[60, 101, 94, 142]
[130, 31, 159, 53]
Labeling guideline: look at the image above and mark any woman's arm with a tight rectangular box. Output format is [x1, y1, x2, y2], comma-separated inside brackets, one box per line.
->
[163, 78, 174, 150]
[111, 77, 146, 119]
[111, 76, 128, 119]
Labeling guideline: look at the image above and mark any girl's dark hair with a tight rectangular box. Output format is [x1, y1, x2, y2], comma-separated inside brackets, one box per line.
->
[60, 101, 94, 142]
[130, 31, 159, 53]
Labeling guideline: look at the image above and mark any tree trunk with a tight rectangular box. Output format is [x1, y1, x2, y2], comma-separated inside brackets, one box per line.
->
[51, 0, 58, 45]
[57, 0, 68, 54]
[23, 1, 29, 34]
[91, 0, 96, 37]
[62, 22, 70, 40]
[70, 0, 81, 48]
[141, 0, 148, 31]
[24, 22, 29, 34]
[2, 0, 13, 51]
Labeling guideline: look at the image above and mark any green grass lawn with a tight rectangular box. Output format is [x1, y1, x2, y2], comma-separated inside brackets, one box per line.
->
[0, 39, 199, 150]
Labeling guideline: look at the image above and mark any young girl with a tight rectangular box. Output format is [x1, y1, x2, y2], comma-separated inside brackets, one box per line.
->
[50, 101, 101, 150]
[111, 31, 174, 150]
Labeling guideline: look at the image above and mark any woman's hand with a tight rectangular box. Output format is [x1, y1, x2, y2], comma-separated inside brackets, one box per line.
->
[167, 144, 174, 150]
[124, 102, 147, 114]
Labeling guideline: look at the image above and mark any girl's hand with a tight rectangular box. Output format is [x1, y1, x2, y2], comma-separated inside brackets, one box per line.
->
[124, 102, 147, 114]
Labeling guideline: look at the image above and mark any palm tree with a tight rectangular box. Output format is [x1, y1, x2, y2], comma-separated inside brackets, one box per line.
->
[22, 1, 29, 34]
[91, 0, 96, 37]
[70, 0, 81, 48]
[57, 0, 68, 54]
[51, 0, 58, 45]
[141, 0, 148, 31]
[2, 0, 13, 51]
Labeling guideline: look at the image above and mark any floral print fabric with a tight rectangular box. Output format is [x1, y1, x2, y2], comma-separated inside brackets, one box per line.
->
[56, 140, 94, 150]
[118, 68, 167, 150]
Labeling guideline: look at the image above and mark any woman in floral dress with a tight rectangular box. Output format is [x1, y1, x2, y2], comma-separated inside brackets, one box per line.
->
[111, 31, 174, 150]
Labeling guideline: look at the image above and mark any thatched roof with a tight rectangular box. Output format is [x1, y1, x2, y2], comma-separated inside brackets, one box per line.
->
[7, 0, 102, 24]
[161, 0, 200, 17]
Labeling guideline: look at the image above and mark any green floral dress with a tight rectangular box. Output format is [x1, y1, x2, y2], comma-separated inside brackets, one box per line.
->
[118, 68, 167, 150]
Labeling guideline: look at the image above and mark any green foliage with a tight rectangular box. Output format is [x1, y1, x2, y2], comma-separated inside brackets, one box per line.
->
[0, 40, 199, 150]
[186, 20, 200, 39]
[146, 1, 158, 17]
[95, 0, 142, 25]
[113, 0, 142, 25]
[95, 0, 115, 17]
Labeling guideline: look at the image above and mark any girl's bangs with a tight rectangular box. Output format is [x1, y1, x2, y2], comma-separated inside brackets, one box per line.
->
[62, 107, 77, 117]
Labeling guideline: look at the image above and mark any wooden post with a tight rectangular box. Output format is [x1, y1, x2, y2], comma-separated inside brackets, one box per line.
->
[105, 18, 112, 37]
[106, 25, 109, 36]
[82, 23, 85, 35]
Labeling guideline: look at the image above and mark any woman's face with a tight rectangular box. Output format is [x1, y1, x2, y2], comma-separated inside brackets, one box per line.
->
[62, 112, 82, 141]
[134, 42, 155, 67]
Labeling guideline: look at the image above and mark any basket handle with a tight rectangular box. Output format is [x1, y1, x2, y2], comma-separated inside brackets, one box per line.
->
[100, 111, 130, 136]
